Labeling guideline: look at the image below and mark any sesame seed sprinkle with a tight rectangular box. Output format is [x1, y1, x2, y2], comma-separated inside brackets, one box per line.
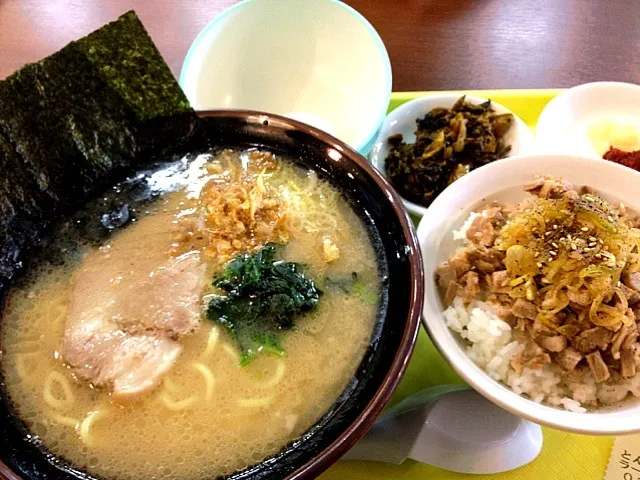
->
[581, 227, 589, 232]
[553, 224, 558, 230]
[549, 250, 557, 255]
[548, 257, 553, 262]
[589, 236, 597, 242]
[552, 242, 559, 248]
[536, 262, 543, 268]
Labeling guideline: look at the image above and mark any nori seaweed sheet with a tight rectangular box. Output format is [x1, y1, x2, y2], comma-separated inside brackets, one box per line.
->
[76, 11, 191, 121]
[0, 131, 48, 283]
[0, 10, 197, 287]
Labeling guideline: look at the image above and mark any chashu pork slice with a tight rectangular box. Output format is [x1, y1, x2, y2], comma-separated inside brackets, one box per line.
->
[61, 210, 206, 400]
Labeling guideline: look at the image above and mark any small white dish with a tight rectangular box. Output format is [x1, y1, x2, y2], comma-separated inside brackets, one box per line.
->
[536, 81, 640, 158]
[369, 94, 536, 217]
[179, 0, 392, 155]
[417, 154, 640, 435]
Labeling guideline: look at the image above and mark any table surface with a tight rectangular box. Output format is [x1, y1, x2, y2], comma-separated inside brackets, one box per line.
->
[0, 1, 631, 480]
[1, 0, 639, 90]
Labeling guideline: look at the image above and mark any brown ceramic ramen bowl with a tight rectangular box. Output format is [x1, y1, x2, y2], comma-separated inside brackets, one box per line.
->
[0, 110, 423, 480]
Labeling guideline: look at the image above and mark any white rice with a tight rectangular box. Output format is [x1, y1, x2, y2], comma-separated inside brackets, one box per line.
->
[452, 211, 481, 241]
[444, 297, 589, 413]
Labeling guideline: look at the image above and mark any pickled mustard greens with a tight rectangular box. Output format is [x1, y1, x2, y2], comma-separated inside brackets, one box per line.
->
[385, 95, 513, 207]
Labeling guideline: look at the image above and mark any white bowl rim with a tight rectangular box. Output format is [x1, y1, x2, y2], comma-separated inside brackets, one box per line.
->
[538, 81, 640, 109]
[535, 81, 640, 155]
[369, 93, 535, 217]
[178, 0, 392, 155]
[418, 153, 640, 435]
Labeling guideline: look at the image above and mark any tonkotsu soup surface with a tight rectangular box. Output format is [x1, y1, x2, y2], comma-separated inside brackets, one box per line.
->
[1, 149, 381, 479]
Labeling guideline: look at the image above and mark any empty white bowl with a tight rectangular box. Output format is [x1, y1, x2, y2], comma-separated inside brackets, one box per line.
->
[368, 94, 536, 217]
[417, 154, 640, 435]
[536, 81, 640, 158]
[179, 0, 392, 155]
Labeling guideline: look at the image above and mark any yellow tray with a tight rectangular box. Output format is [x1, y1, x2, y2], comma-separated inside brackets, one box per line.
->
[320, 90, 613, 480]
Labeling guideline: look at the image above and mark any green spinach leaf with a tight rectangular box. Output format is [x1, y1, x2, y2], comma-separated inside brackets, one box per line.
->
[206, 244, 321, 365]
[324, 271, 378, 306]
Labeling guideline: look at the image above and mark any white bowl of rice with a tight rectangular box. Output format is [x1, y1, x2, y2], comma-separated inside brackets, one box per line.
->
[418, 154, 640, 434]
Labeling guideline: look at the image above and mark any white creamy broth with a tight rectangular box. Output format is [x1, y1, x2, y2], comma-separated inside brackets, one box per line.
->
[1, 149, 380, 479]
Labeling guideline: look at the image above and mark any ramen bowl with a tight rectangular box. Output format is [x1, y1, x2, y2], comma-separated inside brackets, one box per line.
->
[0, 110, 423, 479]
